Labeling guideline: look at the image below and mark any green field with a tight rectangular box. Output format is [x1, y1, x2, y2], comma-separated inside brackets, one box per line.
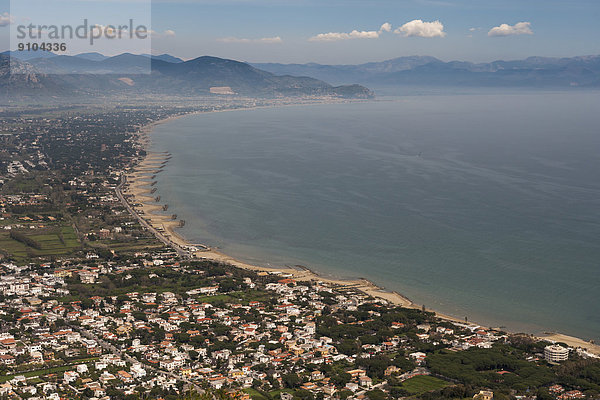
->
[243, 388, 270, 400]
[0, 225, 81, 261]
[0, 358, 98, 383]
[197, 294, 235, 303]
[95, 239, 164, 253]
[196, 290, 272, 305]
[401, 375, 450, 394]
[2, 177, 40, 192]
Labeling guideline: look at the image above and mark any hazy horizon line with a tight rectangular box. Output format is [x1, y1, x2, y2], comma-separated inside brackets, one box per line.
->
[3, 49, 600, 66]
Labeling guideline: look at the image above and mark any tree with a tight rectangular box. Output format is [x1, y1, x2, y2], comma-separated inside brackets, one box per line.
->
[132, 311, 147, 321]
[388, 387, 410, 398]
[337, 390, 353, 400]
[356, 355, 391, 379]
[9, 231, 41, 249]
[337, 339, 360, 356]
[536, 388, 554, 400]
[293, 389, 314, 400]
[366, 389, 387, 400]
[283, 373, 301, 388]
[330, 371, 351, 387]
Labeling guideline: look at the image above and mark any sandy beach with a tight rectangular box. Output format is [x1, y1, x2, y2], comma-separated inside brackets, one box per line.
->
[121, 111, 600, 357]
[539, 333, 600, 355]
[124, 151, 416, 309]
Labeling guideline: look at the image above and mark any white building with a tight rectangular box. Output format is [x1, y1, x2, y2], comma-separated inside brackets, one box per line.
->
[130, 364, 147, 379]
[63, 371, 79, 384]
[544, 345, 569, 363]
[76, 364, 88, 374]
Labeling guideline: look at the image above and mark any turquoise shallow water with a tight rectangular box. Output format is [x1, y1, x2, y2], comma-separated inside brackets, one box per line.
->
[150, 92, 600, 340]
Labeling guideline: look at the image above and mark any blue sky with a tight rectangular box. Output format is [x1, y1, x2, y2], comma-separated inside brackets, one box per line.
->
[1, 0, 599, 63]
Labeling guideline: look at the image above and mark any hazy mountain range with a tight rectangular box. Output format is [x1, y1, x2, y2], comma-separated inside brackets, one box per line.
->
[2, 51, 600, 100]
[0, 53, 372, 99]
[254, 55, 600, 88]
[2, 51, 184, 63]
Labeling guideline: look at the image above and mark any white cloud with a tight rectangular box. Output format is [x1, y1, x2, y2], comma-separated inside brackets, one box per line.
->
[309, 22, 391, 42]
[148, 29, 177, 38]
[488, 22, 533, 37]
[309, 30, 378, 42]
[259, 36, 282, 43]
[467, 27, 480, 37]
[0, 12, 14, 27]
[218, 37, 250, 43]
[217, 36, 282, 44]
[379, 22, 392, 33]
[394, 19, 446, 38]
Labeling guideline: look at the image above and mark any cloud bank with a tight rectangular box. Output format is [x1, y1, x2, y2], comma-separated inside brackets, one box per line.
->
[217, 36, 282, 44]
[488, 22, 533, 37]
[148, 29, 177, 38]
[0, 12, 13, 27]
[309, 22, 391, 42]
[394, 19, 446, 38]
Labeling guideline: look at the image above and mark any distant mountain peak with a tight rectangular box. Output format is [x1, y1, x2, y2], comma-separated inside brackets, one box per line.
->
[142, 54, 184, 63]
[253, 54, 600, 88]
[1, 53, 373, 99]
[74, 52, 108, 61]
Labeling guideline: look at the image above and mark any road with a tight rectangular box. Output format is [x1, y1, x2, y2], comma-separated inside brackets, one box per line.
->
[115, 176, 191, 259]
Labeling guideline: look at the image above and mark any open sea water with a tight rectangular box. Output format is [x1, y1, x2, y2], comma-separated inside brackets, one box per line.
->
[150, 92, 600, 341]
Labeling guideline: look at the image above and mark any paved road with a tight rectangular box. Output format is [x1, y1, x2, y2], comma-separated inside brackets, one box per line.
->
[115, 177, 191, 259]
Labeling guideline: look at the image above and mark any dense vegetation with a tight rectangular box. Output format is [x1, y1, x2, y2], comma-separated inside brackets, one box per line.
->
[9, 230, 42, 250]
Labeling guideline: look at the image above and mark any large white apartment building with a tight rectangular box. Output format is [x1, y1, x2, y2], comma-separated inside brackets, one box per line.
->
[544, 345, 569, 363]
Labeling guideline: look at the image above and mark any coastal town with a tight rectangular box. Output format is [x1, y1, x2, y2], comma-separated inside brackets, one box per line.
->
[0, 103, 599, 400]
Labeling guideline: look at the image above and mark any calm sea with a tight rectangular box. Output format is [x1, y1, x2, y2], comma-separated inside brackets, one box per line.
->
[150, 92, 600, 341]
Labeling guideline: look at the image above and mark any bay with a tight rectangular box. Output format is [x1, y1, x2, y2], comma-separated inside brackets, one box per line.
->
[150, 91, 600, 340]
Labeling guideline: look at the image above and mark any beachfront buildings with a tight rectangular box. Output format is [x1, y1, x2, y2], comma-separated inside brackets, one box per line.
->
[545, 344, 569, 363]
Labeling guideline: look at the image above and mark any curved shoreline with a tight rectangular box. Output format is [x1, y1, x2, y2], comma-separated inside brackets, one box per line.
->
[121, 107, 600, 356]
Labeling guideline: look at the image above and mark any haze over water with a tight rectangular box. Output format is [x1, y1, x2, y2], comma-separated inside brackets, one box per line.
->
[150, 92, 600, 341]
